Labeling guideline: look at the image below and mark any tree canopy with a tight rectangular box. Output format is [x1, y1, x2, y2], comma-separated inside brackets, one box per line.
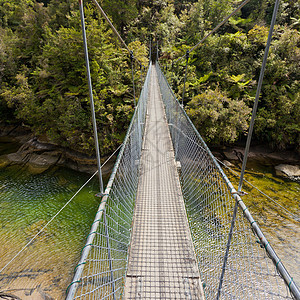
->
[0, 0, 299, 154]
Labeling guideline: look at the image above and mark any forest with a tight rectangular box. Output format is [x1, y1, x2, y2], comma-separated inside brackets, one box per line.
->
[0, 0, 299, 156]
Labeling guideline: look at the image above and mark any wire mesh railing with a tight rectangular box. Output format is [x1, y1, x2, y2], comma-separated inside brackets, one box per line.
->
[155, 63, 299, 300]
[66, 63, 151, 300]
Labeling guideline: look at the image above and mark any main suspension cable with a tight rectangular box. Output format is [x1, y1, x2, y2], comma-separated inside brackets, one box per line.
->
[91, 0, 144, 67]
[238, 0, 280, 192]
[218, 1, 281, 296]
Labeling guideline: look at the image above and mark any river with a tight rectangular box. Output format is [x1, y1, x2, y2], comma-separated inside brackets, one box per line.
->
[0, 137, 299, 298]
[0, 137, 102, 299]
[225, 159, 300, 288]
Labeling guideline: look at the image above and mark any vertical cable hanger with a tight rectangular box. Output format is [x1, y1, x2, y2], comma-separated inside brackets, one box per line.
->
[79, 1, 116, 296]
[238, 0, 280, 193]
[130, 51, 136, 108]
[140, 64, 144, 92]
[149, 38, 152, 63]
[181, 50, 189, 107]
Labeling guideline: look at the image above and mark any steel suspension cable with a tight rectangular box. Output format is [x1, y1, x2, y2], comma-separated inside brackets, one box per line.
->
[91, 0, 144, 67]
[181, 50, 189, 106]
[79, 0, 104, 194]
[82, 0, 145, 114]
[218, 1, 283, 297]
[130, 51, 136, 108]
[238, 0, 280, 192]
[174, 0, 251, 64]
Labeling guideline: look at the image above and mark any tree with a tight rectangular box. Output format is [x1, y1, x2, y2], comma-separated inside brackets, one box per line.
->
[186, 88, 251, 144]
[1, 3, 148, 155]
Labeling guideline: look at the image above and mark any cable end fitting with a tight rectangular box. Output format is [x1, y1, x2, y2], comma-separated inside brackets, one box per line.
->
[231, 191, 248, 197]
[95, 192, 108, 198]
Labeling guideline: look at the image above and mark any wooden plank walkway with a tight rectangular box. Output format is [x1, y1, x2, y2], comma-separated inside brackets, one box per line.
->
[124, 66, 205, 299]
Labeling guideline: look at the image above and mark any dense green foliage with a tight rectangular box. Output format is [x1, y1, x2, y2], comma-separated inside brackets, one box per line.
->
[0, 1, 147, 154]
[0, 0, 299, 153]
[157, 0, 300, 151]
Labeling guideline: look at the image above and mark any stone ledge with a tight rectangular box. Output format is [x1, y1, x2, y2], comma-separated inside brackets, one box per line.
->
[275, 164, 300, 180]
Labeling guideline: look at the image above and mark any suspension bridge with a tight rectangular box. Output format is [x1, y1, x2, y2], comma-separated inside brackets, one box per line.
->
[64, 60, 300, 299]
[0, 0, 299, 299]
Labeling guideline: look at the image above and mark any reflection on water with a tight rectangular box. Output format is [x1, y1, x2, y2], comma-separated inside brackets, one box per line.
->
[225, 159, 300, 287]
[0, 162, 102, 299]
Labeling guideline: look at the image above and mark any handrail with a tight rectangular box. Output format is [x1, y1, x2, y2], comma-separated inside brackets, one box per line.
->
[66, 62, 152, 300]
[156, 62, 300, 300]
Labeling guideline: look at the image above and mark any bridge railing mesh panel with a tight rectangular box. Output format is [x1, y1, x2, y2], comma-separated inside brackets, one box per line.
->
[67, 63, 151, 300]
[156, 63, 294, 300]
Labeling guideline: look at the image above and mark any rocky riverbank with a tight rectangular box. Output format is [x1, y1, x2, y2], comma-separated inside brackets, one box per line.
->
[212, 145, 300, 181]
[0, 125, 115, 175]
[1, 125, 299, 180]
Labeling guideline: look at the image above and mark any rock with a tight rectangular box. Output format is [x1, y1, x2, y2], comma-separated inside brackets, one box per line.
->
[223, 160, 234, 168]
[7, 152, 25, 164]
[275, 164, 300, 179]
[223, 150, 238, 160]
[0, 124, 31, 137]
[267, 152, 300, 163]
[29, 153, 60, 167]
[1, 136, 116, 175]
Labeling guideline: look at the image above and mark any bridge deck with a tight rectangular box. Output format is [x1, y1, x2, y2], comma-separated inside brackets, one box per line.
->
[124, 67, 204, 299]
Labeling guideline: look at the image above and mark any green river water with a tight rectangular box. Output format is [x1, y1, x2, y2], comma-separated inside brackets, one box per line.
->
[0, 137, 103, 298]
[0, 137, 299, 298]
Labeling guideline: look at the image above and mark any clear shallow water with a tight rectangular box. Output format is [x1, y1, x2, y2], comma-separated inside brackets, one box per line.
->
[0, 138, 299, 297]
[225, 160, 300, 287]
[0, 140, 104, 298]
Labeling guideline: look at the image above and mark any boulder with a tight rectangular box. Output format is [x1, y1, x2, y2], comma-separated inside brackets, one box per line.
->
[275, 164, 300, 179]
[29, 153, 60, 167]
[222, 160, 234, 168]
[223, 150, 239, 161]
